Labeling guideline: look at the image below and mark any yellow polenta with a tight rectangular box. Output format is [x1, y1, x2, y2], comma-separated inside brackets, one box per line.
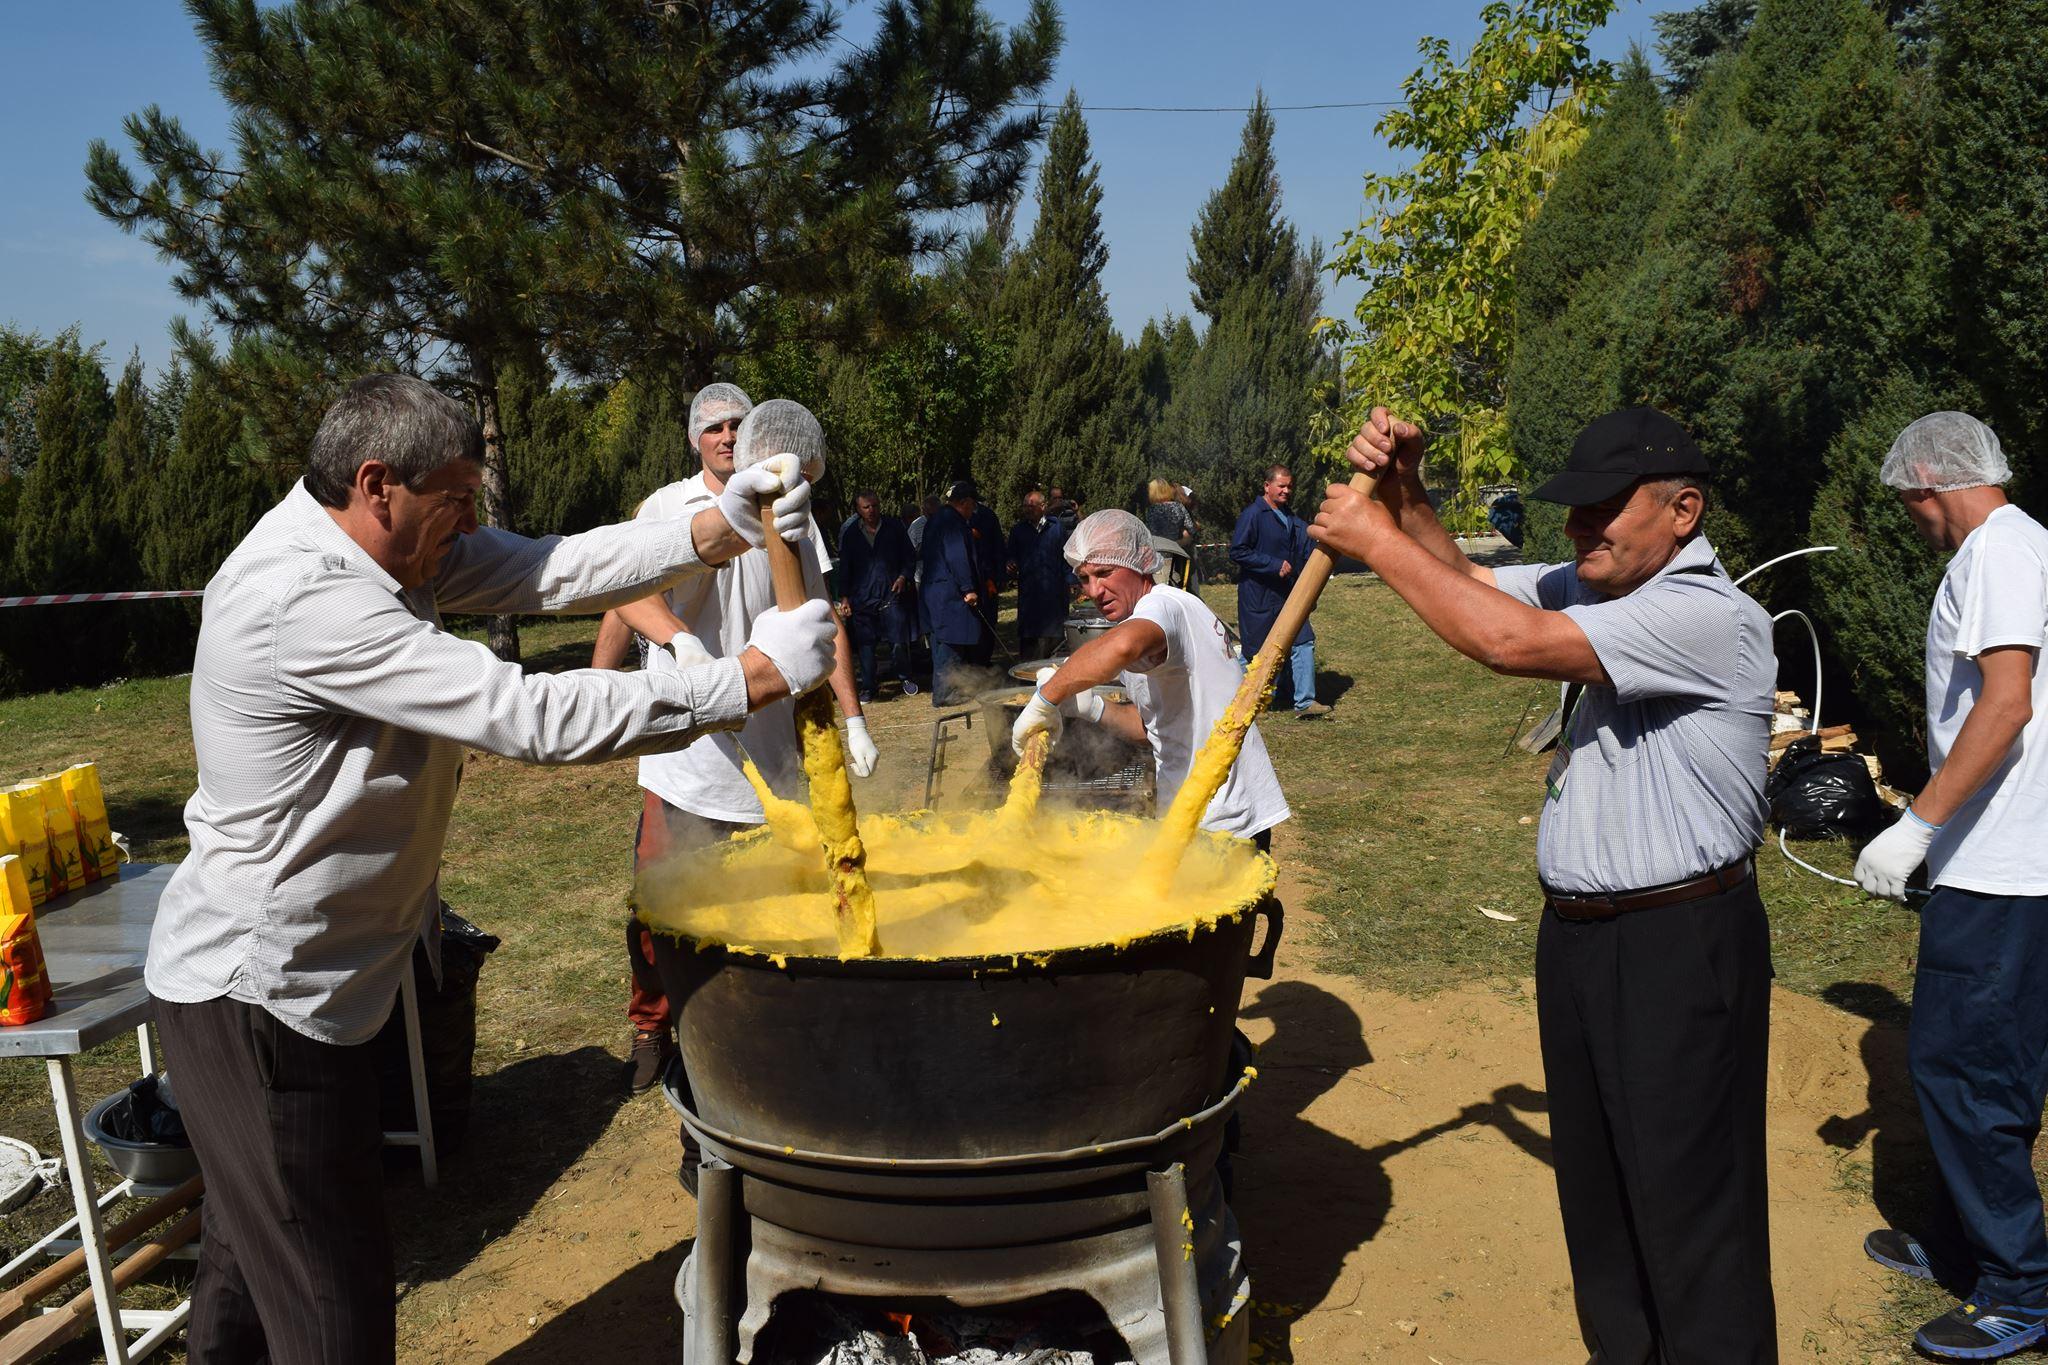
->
[636, 808, 1273, 962]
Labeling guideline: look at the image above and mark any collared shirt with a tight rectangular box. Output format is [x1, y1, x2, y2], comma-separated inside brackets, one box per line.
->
[1493, 535, 1774, 894]
[632, 473, 831, 823]
[146, 481, 753, 1045]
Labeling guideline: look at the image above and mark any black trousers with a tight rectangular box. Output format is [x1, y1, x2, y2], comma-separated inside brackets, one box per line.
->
[1535, 878, 1777, 1364]
[154, 994, 395, 1365]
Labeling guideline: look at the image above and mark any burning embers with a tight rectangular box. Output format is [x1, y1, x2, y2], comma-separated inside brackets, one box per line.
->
[754, 1291, 1133, 1364]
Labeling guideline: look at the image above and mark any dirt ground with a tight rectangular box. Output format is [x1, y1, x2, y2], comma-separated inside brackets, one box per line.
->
[398, 844, 1915, 1365]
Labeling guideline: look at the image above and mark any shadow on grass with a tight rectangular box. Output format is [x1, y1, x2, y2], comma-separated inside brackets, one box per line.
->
[491, 1237, 688, 1362]
[518, 635, 605, 677]
[107, 792, 196, 854]
[1234, 980, 1553, 1363]
[1312, 669, 1355, 709]
[1816, 981, 1949, 1280]
[392, 1046, 631, 1285]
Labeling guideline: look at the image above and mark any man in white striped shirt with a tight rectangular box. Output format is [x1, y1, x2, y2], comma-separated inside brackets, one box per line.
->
[144, 374, 838, 1364]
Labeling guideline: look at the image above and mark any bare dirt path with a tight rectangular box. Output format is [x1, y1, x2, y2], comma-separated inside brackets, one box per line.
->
[399, 861, 1910, 1365]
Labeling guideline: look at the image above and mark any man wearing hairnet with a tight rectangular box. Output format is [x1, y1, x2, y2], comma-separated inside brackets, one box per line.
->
[1853, 413, 2048, 1361]
[1010, 510, 1289, 850]
[593, 388, 875, 1091]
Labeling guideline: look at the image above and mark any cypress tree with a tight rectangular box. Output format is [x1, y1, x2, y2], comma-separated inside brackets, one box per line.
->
[102, 355, 153, 592]
[983, 94, 1135, 512]
[10, 333, 115, 595]
[1507, 52, 1673, 562]
[1159, 95, 1321, 518]
[140, 370, 272, 616]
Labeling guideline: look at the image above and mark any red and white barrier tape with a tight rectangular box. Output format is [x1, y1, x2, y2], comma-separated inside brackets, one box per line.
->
[0, 590, 205, 608]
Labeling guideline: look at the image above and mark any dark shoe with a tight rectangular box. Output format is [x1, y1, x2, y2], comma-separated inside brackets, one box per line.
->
[1865, 1228, 1936, 1281]
[1294, 701, 1332, 719]
[1915, 1297, 2048, 1359]
[629, 1028, 675, 1093]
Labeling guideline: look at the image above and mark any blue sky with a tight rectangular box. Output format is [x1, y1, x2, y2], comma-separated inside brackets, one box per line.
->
[0, 2, 1664, 377]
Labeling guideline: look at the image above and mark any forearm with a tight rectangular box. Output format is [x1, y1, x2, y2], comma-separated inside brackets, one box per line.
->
[689, 505, 751, 566]
[828, 619, 862, 718]
[434, 520, 710, 617]
[1385, 473, 1490, 583]
[1038, 626, 1156, 705]
[1096, 699, 1147, 745]
[590, 610, 636, 670]
[1372, 531, 1604, 683]
[1915, 698, 2033, 824]
[612, 595, 689, 648]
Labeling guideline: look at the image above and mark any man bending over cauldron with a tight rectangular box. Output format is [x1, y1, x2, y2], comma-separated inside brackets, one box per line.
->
[1313, 406, 1778, 1364]
[1010, 509, 1290, 852]
[143, 374, 840, 1364]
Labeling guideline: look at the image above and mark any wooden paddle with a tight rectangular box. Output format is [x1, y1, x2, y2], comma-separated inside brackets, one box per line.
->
[759, 498, 881, 958]
[1139, 464, 1383, 887]
[0, 1174, 202, 1335]
[0, 1207, 202, 1365]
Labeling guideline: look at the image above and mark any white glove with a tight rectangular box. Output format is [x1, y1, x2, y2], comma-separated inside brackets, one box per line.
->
[1011, 687, 1063, 757]
[1854, 808, 1939, 901]
[1035, 665, 1105, 724]
[656, 630, 714, 669]
[843, 716, 879, 778]
[745, 599, 838, 697]
[717, 454, 812, 549]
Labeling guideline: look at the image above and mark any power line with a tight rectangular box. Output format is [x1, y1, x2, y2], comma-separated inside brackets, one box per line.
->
[1012, 100, 1397, 113]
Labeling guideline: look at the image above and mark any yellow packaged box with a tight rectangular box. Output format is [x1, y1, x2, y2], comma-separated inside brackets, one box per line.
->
[34, 778, 84, 898]
[0, 854, 53, 1026]
[0, 786, 51, 908]
[60, 763, 118, 882]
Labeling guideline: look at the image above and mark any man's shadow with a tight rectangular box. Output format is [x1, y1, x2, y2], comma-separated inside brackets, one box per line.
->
[1816, 982, 1944, 1251]
[1232, 980, 1552, 1362]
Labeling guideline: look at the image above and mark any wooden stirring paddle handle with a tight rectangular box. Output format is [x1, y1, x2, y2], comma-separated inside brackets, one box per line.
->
[0, 1174, 203, 1334]
[758, 498, 812, 612]
[1258, 466, 1381, 662]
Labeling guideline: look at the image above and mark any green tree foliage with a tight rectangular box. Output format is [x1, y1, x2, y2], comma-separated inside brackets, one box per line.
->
[981, 94, 1136, 513]
[1930, 0, 2048, 492]
[1506, 52, 1672, 562]
[1653, 0, 1756, 98]
[1326, 0, 1616, 522]
[86, 0, 1058, 659]
[1155, 96, 1324, 520]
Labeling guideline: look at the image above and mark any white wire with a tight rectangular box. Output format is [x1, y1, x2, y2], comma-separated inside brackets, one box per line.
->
[1733, 544, 1840, 588]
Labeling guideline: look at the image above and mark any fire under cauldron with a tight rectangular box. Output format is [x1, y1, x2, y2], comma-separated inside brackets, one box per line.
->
[645, 824, 1282, 1364]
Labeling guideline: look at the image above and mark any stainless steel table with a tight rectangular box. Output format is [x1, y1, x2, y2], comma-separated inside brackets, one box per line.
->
[0, 864, 437, 1362]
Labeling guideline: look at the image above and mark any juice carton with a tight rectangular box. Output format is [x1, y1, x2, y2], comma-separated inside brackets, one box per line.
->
[0, 855, 52, 1026]
[0, 786, 51, 908]
[60, 764, 118, 882]
[34, 778, 84, 897]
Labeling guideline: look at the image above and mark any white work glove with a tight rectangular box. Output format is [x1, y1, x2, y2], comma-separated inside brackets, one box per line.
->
[655, 630, 714, 670]
[843, 716, 879, 778]
[744, 599, 838, 697]
[1854, 808, 1939, 901]
[1035, 665, 1105, 725]
[717, 454, 812, 549]
[1012, 687, 1063, 757]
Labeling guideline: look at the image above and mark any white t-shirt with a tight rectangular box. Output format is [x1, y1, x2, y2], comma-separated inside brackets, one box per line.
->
[634, 473, 833, 822]
[1924, 503, 2048, 895]
[1118, 585, 1291, 839]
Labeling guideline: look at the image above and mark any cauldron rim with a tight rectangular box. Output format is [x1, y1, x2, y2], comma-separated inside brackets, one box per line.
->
[634, 811, 1277, 973]
[659, 1047, 1256, 1173]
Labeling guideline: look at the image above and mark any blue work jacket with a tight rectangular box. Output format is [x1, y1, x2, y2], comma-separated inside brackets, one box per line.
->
[919, 507, 986, 646]
[1006, 516, 1072, 639]
[1229, 497, 1316, 650]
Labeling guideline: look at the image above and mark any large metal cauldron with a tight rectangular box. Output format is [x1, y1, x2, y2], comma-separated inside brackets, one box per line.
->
[644, 825, 1280, 1163]
[1063, 612, 1115, 654]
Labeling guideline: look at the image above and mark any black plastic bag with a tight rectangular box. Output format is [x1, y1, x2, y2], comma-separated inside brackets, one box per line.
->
[1766, 737, 1888, 839]
[373, 903, 499, 1161]
[99, 1074, 189, 1147]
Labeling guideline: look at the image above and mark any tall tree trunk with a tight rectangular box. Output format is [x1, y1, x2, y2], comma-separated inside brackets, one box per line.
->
[472, 357, 520, 663]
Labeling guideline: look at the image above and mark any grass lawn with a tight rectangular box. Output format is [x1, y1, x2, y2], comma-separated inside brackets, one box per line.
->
[0, 584, 1936, 1358]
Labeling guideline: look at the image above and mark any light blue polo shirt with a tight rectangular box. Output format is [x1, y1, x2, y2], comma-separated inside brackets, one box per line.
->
[1494, 535, 1775, 895]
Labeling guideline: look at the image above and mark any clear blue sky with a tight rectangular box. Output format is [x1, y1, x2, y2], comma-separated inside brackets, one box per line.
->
[0, 2, 1664, 378]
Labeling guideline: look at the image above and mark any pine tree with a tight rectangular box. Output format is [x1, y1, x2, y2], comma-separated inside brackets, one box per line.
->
[87, 0, 1058, 660]
[1160, 95, 1323, 517]
[1654, 0, 1757, 98]
[1507, 52, 1673, 561]
[982, 94, 1136, 512]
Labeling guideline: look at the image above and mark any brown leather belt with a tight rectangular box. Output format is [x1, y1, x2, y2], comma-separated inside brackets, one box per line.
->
[1543, 858, 1755, 921]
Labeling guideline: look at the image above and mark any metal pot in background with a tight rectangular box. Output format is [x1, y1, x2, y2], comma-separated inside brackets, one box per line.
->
[1063, 612, 1115, 656]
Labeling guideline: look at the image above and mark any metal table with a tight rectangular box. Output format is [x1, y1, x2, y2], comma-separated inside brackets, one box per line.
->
[0, 864, 437, 1363]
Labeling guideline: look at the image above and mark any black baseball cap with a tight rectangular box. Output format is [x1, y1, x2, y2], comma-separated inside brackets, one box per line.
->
[946, 478, 980, 502]
[1530, 407, 1709, 506]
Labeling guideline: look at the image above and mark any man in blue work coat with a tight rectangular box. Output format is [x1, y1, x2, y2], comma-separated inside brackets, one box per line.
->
[1007, 488, 1072, 660]
[920, 480, 992, 704]
[1230, 464, 1331, 717]
[836, 489, 917, 701]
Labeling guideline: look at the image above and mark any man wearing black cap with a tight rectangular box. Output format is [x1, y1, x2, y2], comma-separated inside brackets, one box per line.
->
[1313, 406, 1778, 1364]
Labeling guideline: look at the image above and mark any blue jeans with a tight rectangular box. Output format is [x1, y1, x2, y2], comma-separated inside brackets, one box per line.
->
[1275, 638, 1316, 710]
[1910, 887, 2048, 1305]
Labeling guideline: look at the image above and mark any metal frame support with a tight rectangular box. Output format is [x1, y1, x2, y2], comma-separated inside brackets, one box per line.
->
[691, 1157, 740, 1365]
[45, 1055, 132, 1365]
[1146, 1163, 1208, 1365]
[379, 969, 438, 1187]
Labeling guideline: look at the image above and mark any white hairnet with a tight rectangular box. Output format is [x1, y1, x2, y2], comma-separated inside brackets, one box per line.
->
[1064, 509, 1161, 575]
[1880, 411, 2011, 492]
[688, 383, 753, 448]
[733, 398, 827, 481]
